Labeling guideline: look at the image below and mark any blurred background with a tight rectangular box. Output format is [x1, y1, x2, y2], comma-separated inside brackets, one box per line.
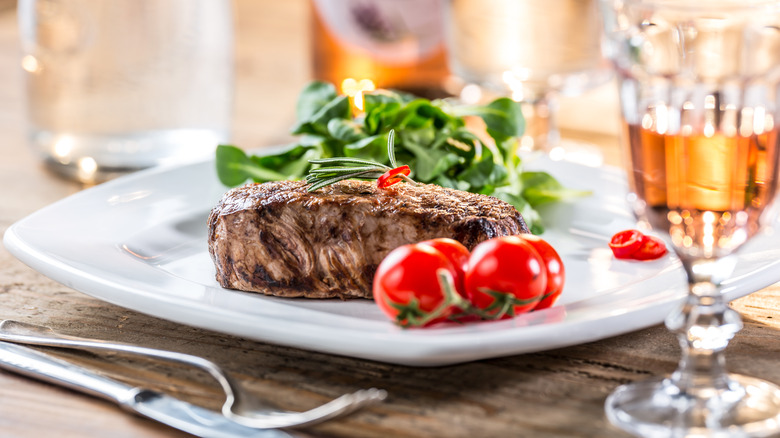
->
[3, 0, 621, 169]
[229, 0, 620, 157]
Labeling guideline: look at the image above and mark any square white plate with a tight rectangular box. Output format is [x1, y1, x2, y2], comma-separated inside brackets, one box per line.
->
[5, 154, 780, 366]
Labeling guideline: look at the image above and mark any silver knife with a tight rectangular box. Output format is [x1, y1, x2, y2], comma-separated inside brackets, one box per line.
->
[0, 341, 295, 438]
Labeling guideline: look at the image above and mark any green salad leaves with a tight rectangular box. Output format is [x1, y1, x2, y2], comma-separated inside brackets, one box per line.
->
[215, 81, 588, 234]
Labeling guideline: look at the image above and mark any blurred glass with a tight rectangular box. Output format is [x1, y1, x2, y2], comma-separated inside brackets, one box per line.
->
[443, 0, 612, 154]
[18, 0, 234, 183]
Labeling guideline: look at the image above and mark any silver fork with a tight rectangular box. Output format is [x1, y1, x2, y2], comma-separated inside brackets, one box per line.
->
[0, 320, 387, 429]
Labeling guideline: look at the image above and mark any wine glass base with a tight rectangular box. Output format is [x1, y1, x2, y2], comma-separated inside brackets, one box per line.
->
[605, 374, 780, 437]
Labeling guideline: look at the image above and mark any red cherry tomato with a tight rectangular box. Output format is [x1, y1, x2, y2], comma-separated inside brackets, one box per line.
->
[377, 165, 411, 188]
[608, 229, 644, 259]
[632, 235, 668, 260]
[464, 236, 546, 319]
[516, 234, 565, 310]
[417, 238, 470, 293]
[373, 243, 460, 327]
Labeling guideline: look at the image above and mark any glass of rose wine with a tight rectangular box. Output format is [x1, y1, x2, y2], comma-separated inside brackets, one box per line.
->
[600, 0, 780, 436]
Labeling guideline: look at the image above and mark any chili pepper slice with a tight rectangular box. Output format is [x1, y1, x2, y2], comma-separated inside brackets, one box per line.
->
[608, 229, 644, 259]
[377, 165, 411, 188]
[631, 235, 668, 260]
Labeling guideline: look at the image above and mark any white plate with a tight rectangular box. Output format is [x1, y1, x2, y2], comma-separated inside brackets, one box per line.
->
[5, 155, 780, 366]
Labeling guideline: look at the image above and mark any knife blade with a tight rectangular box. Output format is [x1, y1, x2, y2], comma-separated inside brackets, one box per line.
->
[0, 341, 295, 438]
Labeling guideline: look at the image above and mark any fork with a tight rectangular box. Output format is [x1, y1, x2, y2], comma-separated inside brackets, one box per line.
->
[0, 320, 387, 429]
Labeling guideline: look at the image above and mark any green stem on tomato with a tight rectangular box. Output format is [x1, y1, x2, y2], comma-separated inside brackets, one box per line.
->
[474, 288, 540, 320]
[388, 296, 431, 328]
[387, 269, 468, 328]
[436, 269, 472, 312]
[387, 270, 543, 328]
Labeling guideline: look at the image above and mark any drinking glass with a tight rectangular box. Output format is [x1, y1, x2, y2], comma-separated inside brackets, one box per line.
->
[17, 0, 234, 183]
[442, 0, 612, 156]
[600, 0, 780, 436]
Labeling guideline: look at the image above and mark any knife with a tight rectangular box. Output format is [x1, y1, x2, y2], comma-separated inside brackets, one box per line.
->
[0, 341, 295, 438]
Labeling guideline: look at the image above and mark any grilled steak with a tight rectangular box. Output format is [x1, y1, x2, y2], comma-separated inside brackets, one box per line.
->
[208, 180, 529, 299]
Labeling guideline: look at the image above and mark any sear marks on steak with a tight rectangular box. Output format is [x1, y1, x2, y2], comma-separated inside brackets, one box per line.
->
[207, 180, 529, 299]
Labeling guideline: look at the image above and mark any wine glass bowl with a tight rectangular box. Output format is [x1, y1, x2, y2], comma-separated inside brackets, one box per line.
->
[600, 0, 780, 436]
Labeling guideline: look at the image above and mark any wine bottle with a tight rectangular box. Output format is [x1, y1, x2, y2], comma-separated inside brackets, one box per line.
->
[310, 0, 449, 99]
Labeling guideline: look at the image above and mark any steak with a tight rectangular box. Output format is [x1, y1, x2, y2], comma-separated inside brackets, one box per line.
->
[207, 180, 529, 299]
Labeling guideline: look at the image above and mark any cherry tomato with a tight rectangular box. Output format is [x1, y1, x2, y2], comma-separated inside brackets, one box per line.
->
[608, 229, 644, 259]
[632, 234, 667, 260]
[373, 243, 460, 327]
[516, 234, 565, 310]
[417, 238, 470, 293]
[464, 236, 546, 319]
[377, 165, 411, 188]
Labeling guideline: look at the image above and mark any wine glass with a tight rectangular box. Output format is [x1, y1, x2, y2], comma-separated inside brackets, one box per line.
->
[442, 0, 612, 161]
[600, 0, 780, 436]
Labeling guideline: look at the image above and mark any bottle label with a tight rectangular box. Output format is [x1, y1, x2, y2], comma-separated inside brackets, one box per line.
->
[312, 0, 443, 64]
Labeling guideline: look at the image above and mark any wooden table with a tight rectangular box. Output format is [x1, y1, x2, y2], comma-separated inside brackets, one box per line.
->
[1, 2, 778, 437]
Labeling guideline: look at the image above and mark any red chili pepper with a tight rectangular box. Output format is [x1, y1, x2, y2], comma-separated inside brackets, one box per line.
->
[377, 165, 411, 189]
[608, 229, 644, 259]
[608, 229, 667, 261]
[632, 235, 668, 260]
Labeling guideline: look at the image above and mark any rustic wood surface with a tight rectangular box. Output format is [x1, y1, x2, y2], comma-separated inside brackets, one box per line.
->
[1, 2, 779, 437]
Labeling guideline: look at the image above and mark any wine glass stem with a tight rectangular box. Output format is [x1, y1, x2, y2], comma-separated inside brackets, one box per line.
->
[665, 278, 743, 394]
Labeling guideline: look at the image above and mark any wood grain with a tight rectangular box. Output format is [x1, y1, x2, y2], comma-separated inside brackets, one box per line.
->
[0, 1, 778, 438]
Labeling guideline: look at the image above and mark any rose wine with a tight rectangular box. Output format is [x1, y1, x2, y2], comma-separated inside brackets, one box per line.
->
[624, 122, 780, 258]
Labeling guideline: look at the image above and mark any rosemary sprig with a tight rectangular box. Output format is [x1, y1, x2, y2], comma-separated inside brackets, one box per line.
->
[305, 170, 385, 192]
[387, 129, 397, 167]
[305, 129, 412, 192]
